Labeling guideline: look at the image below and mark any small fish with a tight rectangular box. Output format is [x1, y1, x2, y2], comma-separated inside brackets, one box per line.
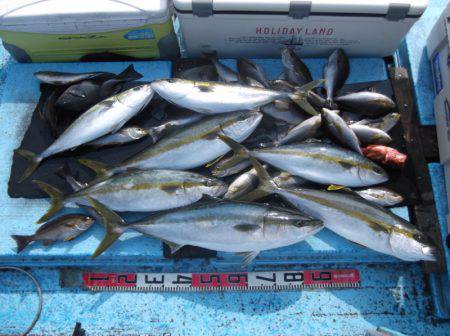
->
[324, 49, 349, 104]
[362, 145, 407, 169]
[224, 167, 260, 199]
[355, 113, 401, 132]
[334, 91, 396, 116]
[220, 135, 388, 187]
[355, 187, 404, 207]
[151, 79, 322, 115]
[223, 140, 436, 262]
[178, 65, 217, 81]
[211, 155, 252, 177]
[225, 168, 305, 200]
[260, 99, 307, 124]
[276, 115, 322, 145]
[16, 84, 154, 182]
[280, 48, 313, 86]
[77, 111, 262, 180]
[11, 214, 94, 252]
[349, 124, 392, 145]
[55, 65, 143, 112]
[321, 108, 362, 154]
[208, 56, 239, 82]
[34, 71, 114, 86]
[237, 58, 270, 87]
[34, 169, 227, 223]
[87, 127, 149, 147]
[88, 197, 323, 265]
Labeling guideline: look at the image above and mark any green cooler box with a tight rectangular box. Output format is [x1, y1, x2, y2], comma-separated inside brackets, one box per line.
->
[0, 0, 179, 62]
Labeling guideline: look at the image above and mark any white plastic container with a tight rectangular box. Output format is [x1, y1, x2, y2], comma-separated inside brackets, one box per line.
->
[0, 0, 179, 62]
[174, 0, 428, 58]
[427, 2, 450, 95]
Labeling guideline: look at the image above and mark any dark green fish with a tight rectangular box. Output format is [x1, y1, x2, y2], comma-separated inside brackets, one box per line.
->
[324, 49, 349, 104]
[349, 124, 392, 145]
[237, 58, 270, 87]
[34, 71, 114, 86]
[11, 214, 94, 252]
[334, 91, 396, 116]
[281, 48, 313, 86]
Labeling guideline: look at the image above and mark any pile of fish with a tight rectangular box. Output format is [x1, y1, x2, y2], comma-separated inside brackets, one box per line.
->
[11, 48, 437, 265]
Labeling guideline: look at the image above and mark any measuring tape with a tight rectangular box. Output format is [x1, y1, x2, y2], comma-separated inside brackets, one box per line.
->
[83, 269, 360, 292]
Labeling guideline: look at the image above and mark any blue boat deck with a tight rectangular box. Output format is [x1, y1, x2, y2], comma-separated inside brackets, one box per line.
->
[0, 0, 449, 334]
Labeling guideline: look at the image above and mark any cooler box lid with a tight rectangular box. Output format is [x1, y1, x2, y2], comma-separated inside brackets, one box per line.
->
[174, 0, 427, 18]
[0, 0, 170, 33]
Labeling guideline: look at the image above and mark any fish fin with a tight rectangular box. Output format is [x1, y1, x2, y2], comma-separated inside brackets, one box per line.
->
[115, 65, 143, 82]
[164, 240, 184, 254]
[237, 251, 260, 267]
[233, 224, 261, 233]
[15, 149, 42, 182]
[42, 240, 54, 246]
[218, 134, 278, 196]
[63, 235, 77, 242]
[327, 185, 347, 191]
[11, 235, 31, 253]
[205, 154, 225, 168]
[77, 158, 111, 180]
[87, 197, 127, 259]
[33, 180, 64, 224]
[289, 79, 324, 115]
[56, 163, 86, 191]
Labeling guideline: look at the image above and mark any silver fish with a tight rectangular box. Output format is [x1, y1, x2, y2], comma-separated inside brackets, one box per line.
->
[276, 115, 322, 145]
[355, 113, 401, 132]
[209, 57, 239, 82]
[226, 146, 436, 262]
[212, 155, 252, 178]
[280, 48, 313, 86]
[78, 110, 262, 179]
[334, 91, 396, 116]
[355, 187, 404, 207]
[88, 127, 149, 147]
[225, 168, 305, 200]
[150, 78, 321, 115]
[34, 71, 114, 85]
[89, 197, 323, 265]
[237, 58, 270, 87]
[349, 124, 392, 145]
[260, 99, 307, 124]
[11, 214, 94, 252]
[324, 49, 349, 104]
[321, 108, 362, 154]
[220, 136, 388, 187]
[16, 84, 154, 181]
[33, 169, 227, 223]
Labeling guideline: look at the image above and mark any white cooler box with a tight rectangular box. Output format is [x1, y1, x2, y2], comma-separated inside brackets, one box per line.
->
[174, 0, 428, 58]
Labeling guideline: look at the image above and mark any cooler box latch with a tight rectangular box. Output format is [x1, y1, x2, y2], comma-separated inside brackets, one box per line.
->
[289, 0, 312, 19]
[386, 3, 411, 21]
[192, 0, 213, 17]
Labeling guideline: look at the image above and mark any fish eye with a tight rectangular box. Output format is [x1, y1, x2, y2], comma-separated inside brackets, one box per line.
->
[373, 167, 384, 175]
[413, 233, 429, 244]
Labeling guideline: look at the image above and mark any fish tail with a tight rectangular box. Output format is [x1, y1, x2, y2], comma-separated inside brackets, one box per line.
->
[15, 149, 43, 182]
[116, 65, 143, 82]
[86, 197, 127, 259]
[32, 180, 64, 224]
[77, 158, 112, 181]
[218, 134, 278, 201]
[11, 235, 32, 253]
[289, 79, 324, 115]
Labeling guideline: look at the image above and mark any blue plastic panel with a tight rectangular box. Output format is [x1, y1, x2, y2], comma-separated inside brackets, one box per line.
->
[0, 57, 407, 267]
[399, 0, 449, 126]
[1, 264, 449, 335]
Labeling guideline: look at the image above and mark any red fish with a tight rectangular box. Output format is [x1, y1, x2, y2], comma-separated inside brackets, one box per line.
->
[362, 145, 407, 169]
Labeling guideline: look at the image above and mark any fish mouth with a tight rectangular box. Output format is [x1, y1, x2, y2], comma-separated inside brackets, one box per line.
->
[421, 246, 437, 261]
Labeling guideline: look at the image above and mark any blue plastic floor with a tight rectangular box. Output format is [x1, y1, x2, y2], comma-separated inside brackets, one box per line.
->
[1, 0, 450, 334]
